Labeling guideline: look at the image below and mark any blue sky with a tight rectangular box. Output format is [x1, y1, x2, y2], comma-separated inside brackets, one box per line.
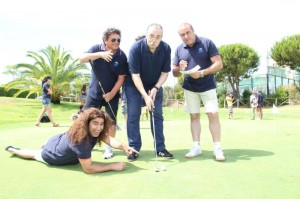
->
[0, 0, 299, 86]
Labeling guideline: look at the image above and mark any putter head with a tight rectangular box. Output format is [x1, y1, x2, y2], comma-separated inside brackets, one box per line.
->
[154, 167, 160, 172]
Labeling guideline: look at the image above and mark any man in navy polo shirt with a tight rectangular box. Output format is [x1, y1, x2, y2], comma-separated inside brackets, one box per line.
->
[79, 27, 128, 159]
[125, 23, 174, 161]
[172, 22, 225, 161]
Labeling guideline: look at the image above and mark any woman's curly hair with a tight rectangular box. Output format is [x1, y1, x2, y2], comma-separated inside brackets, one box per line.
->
[68, 108, 113, 146]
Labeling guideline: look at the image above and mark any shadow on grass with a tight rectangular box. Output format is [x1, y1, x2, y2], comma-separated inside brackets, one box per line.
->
[166, 148, 274, 164]
[121, 148, 275, 166]
[6, 148, 274, 175]
[221, 148, 274, 163]
[43, 161, 144, 175]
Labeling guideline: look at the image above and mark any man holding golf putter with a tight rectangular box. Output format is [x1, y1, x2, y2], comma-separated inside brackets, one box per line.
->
[79, 27, 128, 159]
[125, 23, 174, 168]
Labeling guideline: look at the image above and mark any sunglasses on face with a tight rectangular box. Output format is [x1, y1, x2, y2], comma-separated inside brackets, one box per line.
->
[111, 38, 121, 43]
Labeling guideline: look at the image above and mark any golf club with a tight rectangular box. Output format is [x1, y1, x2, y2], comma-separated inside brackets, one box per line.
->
[89, 59, 119, 129]
[151, 108, 166, 172]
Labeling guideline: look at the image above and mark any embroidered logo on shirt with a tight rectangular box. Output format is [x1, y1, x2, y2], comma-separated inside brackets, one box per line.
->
[198, 48, 203, 53]
[113, 61, 119, 67]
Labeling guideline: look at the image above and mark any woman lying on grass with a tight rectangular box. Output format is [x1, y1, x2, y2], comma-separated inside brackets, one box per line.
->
[5, 108, 138, 174]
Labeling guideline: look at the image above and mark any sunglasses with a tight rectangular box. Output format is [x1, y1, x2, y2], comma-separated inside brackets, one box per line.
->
[111, 38, 121, 43]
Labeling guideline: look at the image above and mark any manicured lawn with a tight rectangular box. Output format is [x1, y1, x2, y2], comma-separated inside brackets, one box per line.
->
[0, 97, 299, 199]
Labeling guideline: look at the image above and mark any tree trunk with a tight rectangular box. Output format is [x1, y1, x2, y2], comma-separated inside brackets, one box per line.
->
[234, 81, 240, 108]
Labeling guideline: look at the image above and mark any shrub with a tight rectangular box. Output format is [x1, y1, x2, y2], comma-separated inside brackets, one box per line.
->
[286, 85, 300, 105]
[0, 87, 36, 99]
[242, 89, 251, 106]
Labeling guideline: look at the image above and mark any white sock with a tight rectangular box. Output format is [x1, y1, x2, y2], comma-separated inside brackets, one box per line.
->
[193, 141, 199, 148]
[214, 142, 221, 150]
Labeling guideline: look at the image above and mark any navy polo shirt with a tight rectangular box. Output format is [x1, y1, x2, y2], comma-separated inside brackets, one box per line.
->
[173, 36, 219, 92]
[127, 38, 171, 91]
[41, 132, 97, 166]
[87, 44, 128, 100]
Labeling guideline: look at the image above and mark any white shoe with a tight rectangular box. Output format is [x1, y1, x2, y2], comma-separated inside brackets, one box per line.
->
[185, 146, 202, 158]
[214, 147, 225, 161]
[103, 146, 113, 159]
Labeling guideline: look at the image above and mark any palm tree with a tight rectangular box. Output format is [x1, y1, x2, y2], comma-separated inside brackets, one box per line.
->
[4, 45, 89, 103]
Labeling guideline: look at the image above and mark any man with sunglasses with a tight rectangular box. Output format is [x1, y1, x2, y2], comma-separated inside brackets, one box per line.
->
[125, 23, 174, 161]
[79, 27, 128, 159]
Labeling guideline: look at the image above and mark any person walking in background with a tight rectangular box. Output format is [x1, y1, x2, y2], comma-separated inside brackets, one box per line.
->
[250, 90, 258, 120]
[35, 76, 59, 127]
[79, 27, 128, 159]
[172, 22, 225, 161]
[80, 84, 87, 106]
[125, 24, 174, 161]
[6, 108, 138, 174]
[226, 93, 234, 119]
[256, 91, 264, 120]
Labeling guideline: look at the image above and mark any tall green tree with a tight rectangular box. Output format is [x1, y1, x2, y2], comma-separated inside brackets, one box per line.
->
[270, 34, 300, 71]
[174, 74, 184, 100]
[4, 45, 88, 103]
[216, 44, 260, 105]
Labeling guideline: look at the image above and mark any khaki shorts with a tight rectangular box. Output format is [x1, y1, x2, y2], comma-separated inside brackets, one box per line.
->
[184, 89, 219, 113]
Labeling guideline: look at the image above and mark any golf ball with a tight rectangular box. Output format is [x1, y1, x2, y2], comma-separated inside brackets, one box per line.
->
[160, 166, 166, 171]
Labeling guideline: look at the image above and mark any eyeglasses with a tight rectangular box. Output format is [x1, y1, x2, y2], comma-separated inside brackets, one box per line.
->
[148, 34, 162, 40]
[111, 38, 121, 43]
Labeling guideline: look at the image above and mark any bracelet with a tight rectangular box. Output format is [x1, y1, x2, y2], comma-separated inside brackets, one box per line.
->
[154, 86, 160, 91]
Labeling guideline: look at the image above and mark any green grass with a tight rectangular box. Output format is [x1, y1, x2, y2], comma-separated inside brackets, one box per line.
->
[0, 97, 299, 199]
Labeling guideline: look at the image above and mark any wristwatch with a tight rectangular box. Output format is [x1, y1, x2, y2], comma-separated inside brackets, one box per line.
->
[154, 86, 160, 91]
[200, 70, 205, 78]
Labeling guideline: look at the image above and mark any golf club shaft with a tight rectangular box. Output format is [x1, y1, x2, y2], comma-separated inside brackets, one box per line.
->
[151, 109, 158, 169]
[88, 60, 117, 121]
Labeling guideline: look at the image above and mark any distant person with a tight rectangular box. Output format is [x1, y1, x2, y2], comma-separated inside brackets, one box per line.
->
[172, 22, 225, 161]
[226, 93, 234, 119]
[256, 91, 264, 120]
[80, 85, 87, 106]
[250, 90, 258, 120]
[79, 27, 128, 159]
[125, 23, 174, 161]
[35, 76, 59, 127]
[6, 108, 138, 174]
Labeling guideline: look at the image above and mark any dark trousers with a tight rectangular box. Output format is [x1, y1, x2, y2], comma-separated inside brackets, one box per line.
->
[84, 95, 119, 123]
[125, 85, 165, 152]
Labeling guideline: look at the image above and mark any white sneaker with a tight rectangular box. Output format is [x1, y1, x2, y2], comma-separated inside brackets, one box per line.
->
[103, 146, 113, 159]
[185, 146, 202, 158]
[214, 147, 225, 161]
